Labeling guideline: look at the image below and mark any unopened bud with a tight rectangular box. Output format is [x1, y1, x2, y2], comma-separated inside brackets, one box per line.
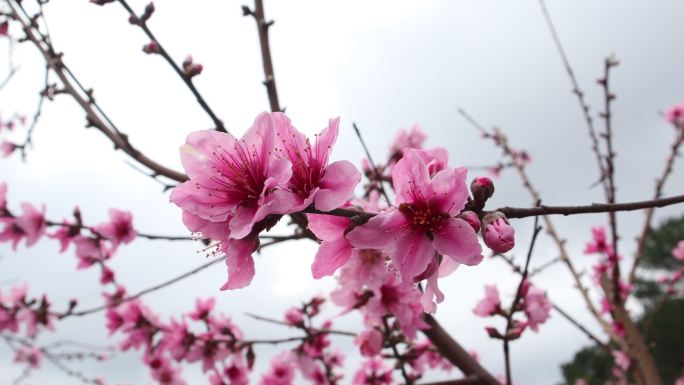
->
[471, 176, 495, 204]
[141, 2, 155, 21]
[1, 141, 18, 158]
[458, 211, 481, 233]
[142, 41, 160, 54]
[90, 0, 116, 5]
[485, 326, 503, 339]
[482, 212, 515, 253]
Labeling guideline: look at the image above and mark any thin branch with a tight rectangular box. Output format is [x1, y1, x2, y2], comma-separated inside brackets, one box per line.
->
[628, 123, 684, 283]
[353, 122, 392, 204]
[495, 253, 611, 352]
[66, 255, 226, 317]
[503, 216, 542, 385]
[115, 0, 227, 132]
[9, 0, 187, 183]
[598, 56, 621, 304]
[244, 0, 281, 112]
[538, 0, 607, 190]
[421, 315, 501, 385]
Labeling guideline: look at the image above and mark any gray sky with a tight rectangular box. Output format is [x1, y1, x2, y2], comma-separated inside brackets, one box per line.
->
[1, 1, 683, 384]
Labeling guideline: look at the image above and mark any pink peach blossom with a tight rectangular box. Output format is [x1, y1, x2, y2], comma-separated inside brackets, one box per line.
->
[473, 284, 501, 317]
[274, 116, 360, 212]
[95, 209, 136, 247]
[14, 346, 43, 369]
[347, 148, 482, 291]
[523, 285, 551, 332]
[389, 124, 427, 157]
[355, 328, 383, 357]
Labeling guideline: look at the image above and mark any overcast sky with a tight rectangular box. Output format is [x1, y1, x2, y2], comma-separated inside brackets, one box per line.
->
[1, 1, 683, 385]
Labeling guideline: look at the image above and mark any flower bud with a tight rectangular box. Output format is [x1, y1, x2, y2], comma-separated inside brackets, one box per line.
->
[0, 21, 8, 37]
[458, 211, 481, 233]
[481, 212, 515, 253]
[141, 2, 155, 22]
[484, 326, 503, 339]
[470, 177, 495, 204]
[1, 141, 18, 158]
[142, 41, 160, 54]
[90, 0, 115, 5]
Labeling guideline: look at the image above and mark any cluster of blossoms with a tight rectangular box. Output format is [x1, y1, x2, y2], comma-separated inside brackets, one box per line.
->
[583, 227, 633, 335]
[0, 182, 137, 282]
[472, 279, 551, 339]
[280, 297, 451, 385]
[105, 297, 253, 385]
[171, 112, 516, 316]
[0, 284, 56, 339]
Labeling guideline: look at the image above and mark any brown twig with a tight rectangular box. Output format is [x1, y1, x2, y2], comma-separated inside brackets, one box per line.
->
[495, 253, 611, 351]
[421, 315, 501, 385]
[114, 0, 227, 132]
[628, 124, 684, 284]
[538, 0, 607, 190]
[502, 216, 542, 385]
[598, 56, 621, 304]
[244, 0, 281, 112]
[9, 0, 187, 183]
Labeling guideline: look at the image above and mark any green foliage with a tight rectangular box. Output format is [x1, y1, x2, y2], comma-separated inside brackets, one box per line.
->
[641, 216, 684, 270]
[561, 346, 612, 385]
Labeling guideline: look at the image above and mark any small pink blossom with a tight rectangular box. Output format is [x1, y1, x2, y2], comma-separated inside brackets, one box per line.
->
[353, 357, 393, 385]
[584, 226, 613, 255]
[0, 21, 8, 37]
[665, 102, 684, 126]
[354, 328, 383, 357]
[95, 209, 136, 247]
[260, 353, 296, 385]
[0, 182, 7, 212]
[284, 306, 304, 326]
[523, 284, 551, 332]
[188, 297, 215, 321]
[1, 140, 18, 157]
[611, 350, 630, 371]
[481, 212, 515, 253]
[48, 221, 80, 252]
[14, 346, 43, 369]
[673, 240, 684, 261]
[389, 124, 427, 158]
[0, 203, 46, 250]
[473, 284, 501, 317]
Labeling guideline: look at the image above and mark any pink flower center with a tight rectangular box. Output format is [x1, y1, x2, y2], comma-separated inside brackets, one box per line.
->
[276, 134, 327, 198]
[209, 141, 268, 209]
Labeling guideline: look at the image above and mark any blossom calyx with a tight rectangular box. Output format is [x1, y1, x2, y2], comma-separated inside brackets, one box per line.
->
[481, 211, 515, 253]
